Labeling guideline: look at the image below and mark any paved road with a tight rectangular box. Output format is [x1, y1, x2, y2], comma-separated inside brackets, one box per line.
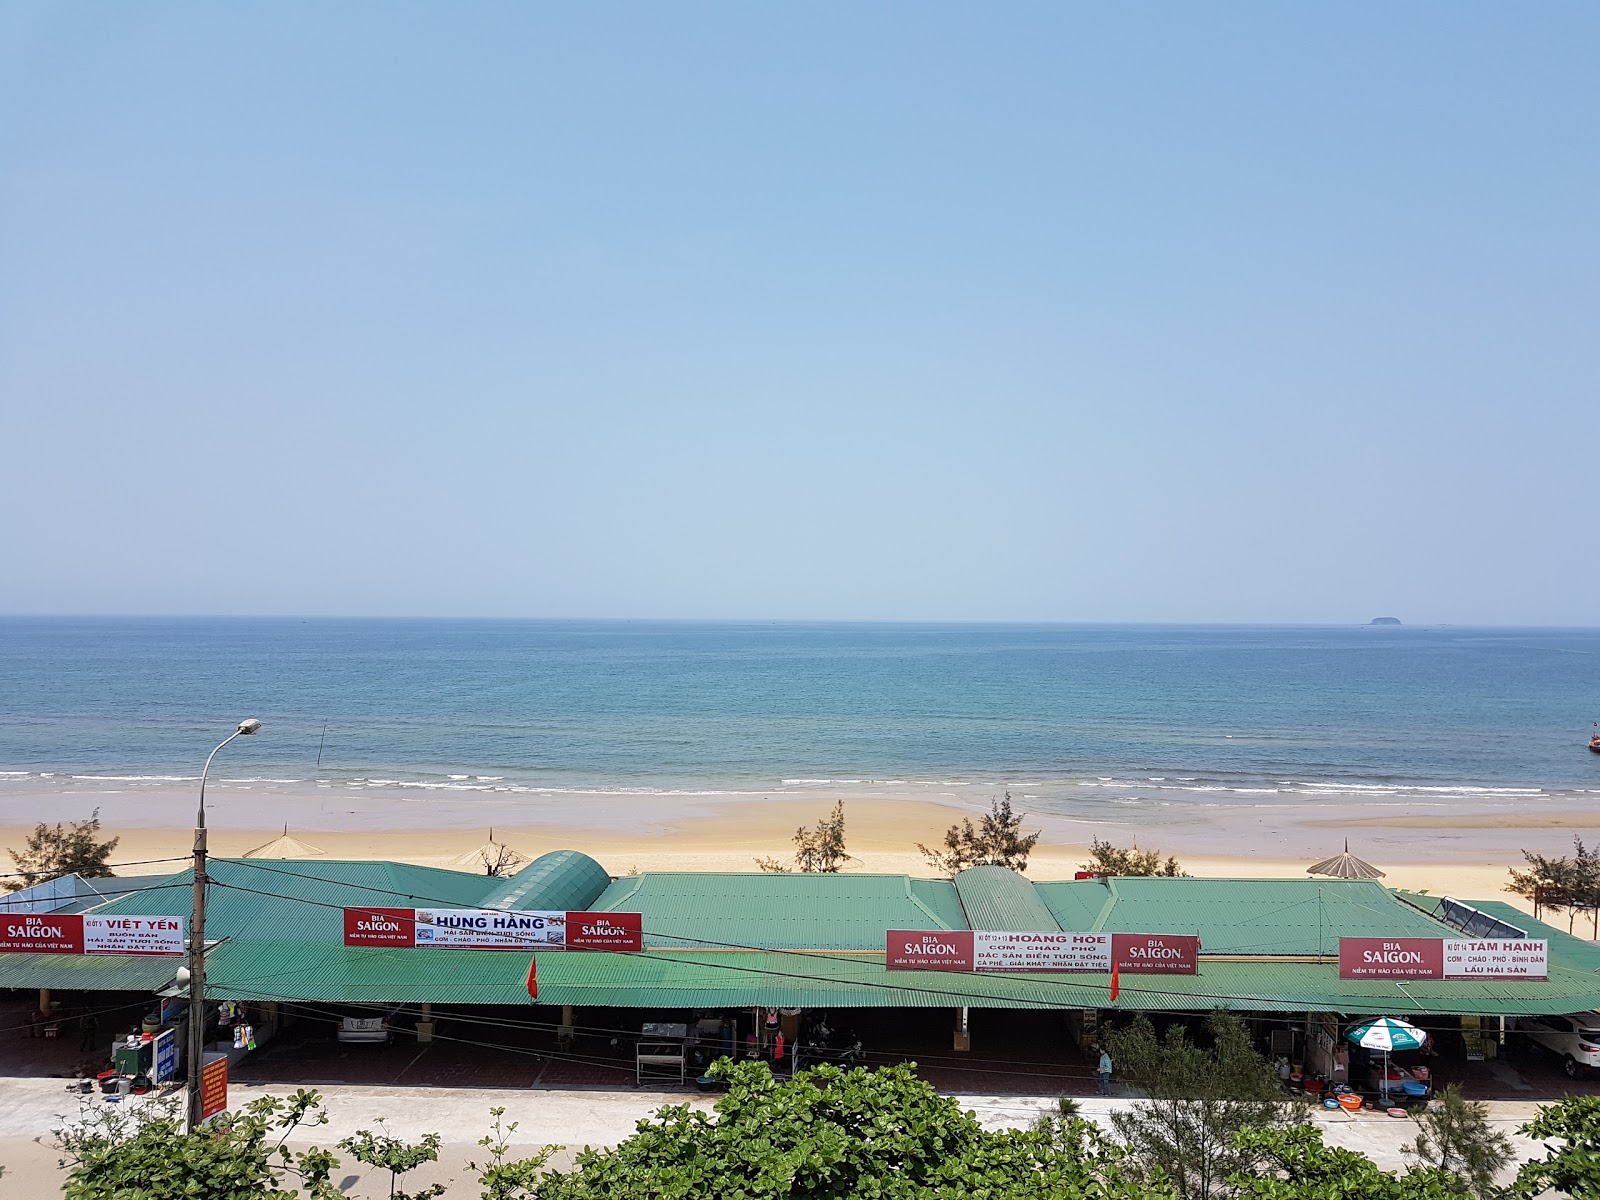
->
[0, 1077, 1551, 1198]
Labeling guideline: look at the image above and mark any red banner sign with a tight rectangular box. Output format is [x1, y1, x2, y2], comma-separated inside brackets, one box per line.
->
[886, 930, 1198, 975]
[1338, 937, 1548, 980]
[1112, 933, 1200, 974]
[887, 930, 975, 970]
[565, 912, 644, 950]
[1, 914, 85, 954]
[200, 1055, 228, 1121]
[343, 908, 417, 947]
[341, 909, 643, 952]
[0, 914, 184, 956]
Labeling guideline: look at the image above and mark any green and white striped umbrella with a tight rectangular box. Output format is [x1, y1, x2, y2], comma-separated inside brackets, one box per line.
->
[1347, 1017, 1426, 1052]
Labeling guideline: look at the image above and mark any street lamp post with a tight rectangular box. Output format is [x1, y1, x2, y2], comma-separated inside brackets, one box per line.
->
[186, 719, 261, 1130]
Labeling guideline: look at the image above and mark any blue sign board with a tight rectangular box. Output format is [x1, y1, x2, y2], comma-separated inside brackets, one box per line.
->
[153, 1028, 178, 1084]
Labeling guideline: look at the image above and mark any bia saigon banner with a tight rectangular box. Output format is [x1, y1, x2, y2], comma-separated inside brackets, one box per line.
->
[886, 930, 1199, 974]
[1338, 937, 1548, 980]
[0, 913, 185, 956]
[343, 908, 643, 952]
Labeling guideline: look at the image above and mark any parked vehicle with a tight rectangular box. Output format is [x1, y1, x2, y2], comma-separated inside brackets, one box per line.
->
[1516, 1012, 1600, 1077]
[335, 1013, 392, 1045]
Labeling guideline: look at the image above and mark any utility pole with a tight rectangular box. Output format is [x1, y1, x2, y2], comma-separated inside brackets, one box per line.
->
[186, 719, 261, 1131]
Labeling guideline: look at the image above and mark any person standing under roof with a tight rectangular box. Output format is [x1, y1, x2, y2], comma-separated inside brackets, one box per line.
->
[1097, 1048, 1113, 1096]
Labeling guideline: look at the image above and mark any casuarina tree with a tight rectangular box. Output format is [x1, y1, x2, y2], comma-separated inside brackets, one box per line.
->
[1081, 839, 1182, 877]
[918, 793, 1041, 876]
[1404, 1084, 1514, 1199]
[1108, 1010, 1299, 1200]
[6, 809, 119, 891]
[756, 801, 854, 873]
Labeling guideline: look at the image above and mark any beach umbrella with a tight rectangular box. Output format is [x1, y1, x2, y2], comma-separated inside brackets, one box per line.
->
[1348, 1017, 1425, 1053]
[1348, 1017, 1425, 1103]
[1307, 840, 1385, 880]
[242, 825, 327, 859]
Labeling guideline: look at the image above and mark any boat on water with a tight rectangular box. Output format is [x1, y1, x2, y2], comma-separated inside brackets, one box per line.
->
[1591, 724, 1600, 755]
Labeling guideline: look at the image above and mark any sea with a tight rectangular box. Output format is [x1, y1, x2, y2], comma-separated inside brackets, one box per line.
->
[0, 619, 1597, 823]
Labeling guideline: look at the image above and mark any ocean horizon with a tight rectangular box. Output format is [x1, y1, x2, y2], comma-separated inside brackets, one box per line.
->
[1, 617, 1597, 826]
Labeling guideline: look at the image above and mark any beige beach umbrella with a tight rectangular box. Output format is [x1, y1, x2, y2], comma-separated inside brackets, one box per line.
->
[1306, 839, 1385, 880]
[242, 825, 328, 859]
[450, 829, 529, 877]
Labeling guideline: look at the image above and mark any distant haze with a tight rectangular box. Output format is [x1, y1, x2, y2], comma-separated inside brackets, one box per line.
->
[2, 5, 1596, 624]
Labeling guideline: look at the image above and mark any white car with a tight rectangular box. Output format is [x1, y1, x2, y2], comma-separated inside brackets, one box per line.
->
[336, 1015, 391, 1045]
[1517, 1012, 1600, 1078]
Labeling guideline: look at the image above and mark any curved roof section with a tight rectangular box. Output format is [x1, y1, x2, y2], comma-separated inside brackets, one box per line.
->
[590, 872, 962, 951]
[480, 850, 612, 913]
[954, 866, 1062, 931]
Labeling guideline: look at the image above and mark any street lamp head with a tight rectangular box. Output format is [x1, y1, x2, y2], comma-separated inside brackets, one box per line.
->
[237, 719, 262, 735]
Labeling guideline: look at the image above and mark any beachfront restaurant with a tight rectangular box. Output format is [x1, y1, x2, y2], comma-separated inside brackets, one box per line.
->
[3, 851, 1598, 1096]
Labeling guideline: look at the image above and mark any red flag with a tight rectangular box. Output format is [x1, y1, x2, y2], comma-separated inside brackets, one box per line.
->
[525, 957, 538, 1001]
[1109, 960, 1120, 1002]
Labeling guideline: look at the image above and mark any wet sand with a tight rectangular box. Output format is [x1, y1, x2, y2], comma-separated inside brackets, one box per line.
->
[1, 781, 1574, 913]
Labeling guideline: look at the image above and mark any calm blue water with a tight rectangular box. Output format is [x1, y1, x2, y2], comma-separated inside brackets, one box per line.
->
[0, 619, 1597, 814]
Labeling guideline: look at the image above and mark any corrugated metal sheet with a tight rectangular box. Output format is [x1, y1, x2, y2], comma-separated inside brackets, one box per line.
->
[1036, 877, 1453, 954]
[908, 879, 966, 930]
[954, 866, 1062, 931]
[1399, 893, 1600, 975]
[588, 872, 962, 950]
[0, 952, 181, 992]
[1036, 878, 1114, 930]
[480, 850, 612, 912]
[204, 942, 535, 1005]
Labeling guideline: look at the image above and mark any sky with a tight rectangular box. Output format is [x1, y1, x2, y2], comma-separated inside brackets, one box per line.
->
[1, 4, 1596, 624]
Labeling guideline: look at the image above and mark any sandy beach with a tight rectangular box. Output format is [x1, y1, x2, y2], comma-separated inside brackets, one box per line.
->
[1, 779, 1579, 914]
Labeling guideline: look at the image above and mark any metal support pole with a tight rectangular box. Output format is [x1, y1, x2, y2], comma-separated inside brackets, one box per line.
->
[186, 722, 258, 1131]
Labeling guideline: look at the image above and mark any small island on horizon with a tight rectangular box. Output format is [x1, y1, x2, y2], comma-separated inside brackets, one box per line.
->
[1368, 616, 1403, 625]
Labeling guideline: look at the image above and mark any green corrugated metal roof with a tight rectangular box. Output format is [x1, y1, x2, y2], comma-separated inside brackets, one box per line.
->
[203, 942, 536, 1005]
[1035, 877, 1454, 954]
[1396, 893, 1600, 975]
[0, 952, 181, 992]
[908, 879, 966, 930]
[954, 866, 1063, 931]
[1036, 878, 1113, 930]
[589, 872, 959, 950]
[479, 850, 612, 913]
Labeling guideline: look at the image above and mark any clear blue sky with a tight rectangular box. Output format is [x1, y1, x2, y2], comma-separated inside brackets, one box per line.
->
[2, 4, 1595, 623]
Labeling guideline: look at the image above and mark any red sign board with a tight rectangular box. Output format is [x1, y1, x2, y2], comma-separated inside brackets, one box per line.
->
[1339, 938, 1444, 979]
[1112, 933, 1200, 974]
[200, 1055, 228, 1121]
[341, 908, 643, 952]
[565, 911, 644, 950]
[886, 930, 975, 970]
[343, 908, 417, 947]
[0, 914, 85, 954]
